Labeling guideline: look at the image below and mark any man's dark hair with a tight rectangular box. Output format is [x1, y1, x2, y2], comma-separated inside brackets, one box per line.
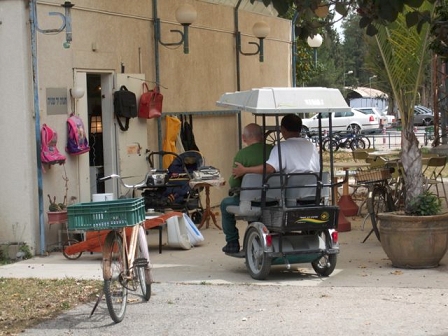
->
[281, 114, 302, 133]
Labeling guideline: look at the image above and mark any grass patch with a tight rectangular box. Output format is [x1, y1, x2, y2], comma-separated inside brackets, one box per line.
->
[0, 278, 102, 335]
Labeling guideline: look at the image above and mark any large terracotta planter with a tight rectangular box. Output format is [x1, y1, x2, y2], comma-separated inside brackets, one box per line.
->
[378, 212, 448, 268]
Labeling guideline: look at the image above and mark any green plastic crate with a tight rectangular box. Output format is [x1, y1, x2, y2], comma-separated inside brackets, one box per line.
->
[67, 198, 145, 231]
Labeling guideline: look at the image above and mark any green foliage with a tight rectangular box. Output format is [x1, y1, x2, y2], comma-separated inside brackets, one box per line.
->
[374, 3, 434, 127]
[19, 244, 33, 260]
[429, 2, 448, 59]
[408, 191, 442, 216]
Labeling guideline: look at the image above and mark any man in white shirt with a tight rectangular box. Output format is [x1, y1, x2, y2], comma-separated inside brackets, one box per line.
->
[232, 114, 320, 177]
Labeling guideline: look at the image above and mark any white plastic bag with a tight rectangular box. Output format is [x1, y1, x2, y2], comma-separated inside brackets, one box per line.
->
[166, 216, 191, 250]
[183, 213, 204, 246]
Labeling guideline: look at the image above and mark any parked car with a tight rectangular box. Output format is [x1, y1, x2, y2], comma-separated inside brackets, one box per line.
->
[354, 107, 389, 128]
[393, 105, 434, 126]
[379, 107, 396, 126]
[413, 105, 434, 126]
[301, 109, 381, 135]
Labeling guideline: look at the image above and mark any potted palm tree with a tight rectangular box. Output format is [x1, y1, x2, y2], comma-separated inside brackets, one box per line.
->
[372, 2, 448, 268]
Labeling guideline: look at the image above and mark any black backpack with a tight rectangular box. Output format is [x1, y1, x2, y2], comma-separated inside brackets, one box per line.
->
[113, 85, 137, 131]
[181, 115, 200, 151]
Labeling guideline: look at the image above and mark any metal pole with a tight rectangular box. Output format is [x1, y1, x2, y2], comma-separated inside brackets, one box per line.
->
[291, 10, 299, 87]
[152, 0, 163, 154]
[234, 0, 243, 149]
[30, 0, 46, 255]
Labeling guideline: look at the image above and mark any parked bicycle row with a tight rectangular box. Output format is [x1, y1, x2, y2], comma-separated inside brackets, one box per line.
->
[307, 128, 442, 151]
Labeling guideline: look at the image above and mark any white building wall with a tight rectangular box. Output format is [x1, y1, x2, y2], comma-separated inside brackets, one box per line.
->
[0, 1, 39, 250]
[0, 0, 292, 255]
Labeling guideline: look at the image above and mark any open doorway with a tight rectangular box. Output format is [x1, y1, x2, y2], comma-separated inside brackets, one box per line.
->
[87, 74, 105, 194]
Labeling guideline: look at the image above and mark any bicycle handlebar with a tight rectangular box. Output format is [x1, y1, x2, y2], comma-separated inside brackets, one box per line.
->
[99, 174, 147, 191]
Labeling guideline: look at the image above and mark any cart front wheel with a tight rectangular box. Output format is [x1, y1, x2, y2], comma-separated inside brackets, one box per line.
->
[62, 239, 82, 260]
[312, 254, 337, 277]
[245, 227, 271, 280]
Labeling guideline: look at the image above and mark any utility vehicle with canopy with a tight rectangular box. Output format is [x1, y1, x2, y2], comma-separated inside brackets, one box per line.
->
[216, 87, 348, 280]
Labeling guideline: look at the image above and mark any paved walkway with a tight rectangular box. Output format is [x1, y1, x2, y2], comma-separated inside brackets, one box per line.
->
[2, 213, 448, 335]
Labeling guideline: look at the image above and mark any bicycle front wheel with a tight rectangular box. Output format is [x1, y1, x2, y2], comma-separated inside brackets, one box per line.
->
[136, 226, 152, 301]
[350, 137, 366, 150]
[103, 231, 128, 323]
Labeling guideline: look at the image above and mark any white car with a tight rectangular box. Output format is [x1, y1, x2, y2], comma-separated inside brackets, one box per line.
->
[301, 109, 381, 135]
[354, 107, 389, 128]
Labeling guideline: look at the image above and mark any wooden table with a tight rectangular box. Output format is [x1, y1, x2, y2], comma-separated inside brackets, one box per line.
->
[189, 178, 225, 230]
[326, 161, 371, 232]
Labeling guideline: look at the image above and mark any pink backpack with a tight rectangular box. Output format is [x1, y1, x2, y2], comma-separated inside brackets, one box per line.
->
[66, 115, 90, 155]
[41, 124, 66, 165]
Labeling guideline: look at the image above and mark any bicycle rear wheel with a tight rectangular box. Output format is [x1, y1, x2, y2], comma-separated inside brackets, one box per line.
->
[103, 231, 128, 323]
[367, 185, 394, 241]
[322, 138, 339, 152]
[359, 135, 371, 149]
[136, 226, 151, 301]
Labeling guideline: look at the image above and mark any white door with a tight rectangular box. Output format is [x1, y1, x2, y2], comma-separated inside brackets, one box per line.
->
[75, 71, 149, 200]
[113, 74, 149, 198]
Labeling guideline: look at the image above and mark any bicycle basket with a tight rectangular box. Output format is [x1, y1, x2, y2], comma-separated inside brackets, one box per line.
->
[67, 198, 145, 231]
[355, 168, 391, 184]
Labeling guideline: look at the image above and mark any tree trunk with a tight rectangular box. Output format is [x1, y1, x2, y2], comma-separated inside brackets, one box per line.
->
[401, 125, 424, 214]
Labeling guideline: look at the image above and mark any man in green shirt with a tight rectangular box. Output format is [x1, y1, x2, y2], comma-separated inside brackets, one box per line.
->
[220, 123, 272, 254]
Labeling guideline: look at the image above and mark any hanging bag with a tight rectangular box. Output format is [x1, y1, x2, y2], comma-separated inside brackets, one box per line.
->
[66, 114, 90, 155]
[41, 124, 66, 165]
[138, 83, 163, 119]
[113, 85, 137, 131]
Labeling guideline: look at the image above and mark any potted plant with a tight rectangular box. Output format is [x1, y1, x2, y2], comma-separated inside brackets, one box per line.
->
[47, 169, 69, 224]
[379, 191, 448, 268]
[47, 194, 68, 223]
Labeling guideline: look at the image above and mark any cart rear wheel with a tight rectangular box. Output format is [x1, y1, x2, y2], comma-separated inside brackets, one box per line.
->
[312, 254, 337, 276]
[245, 227, 271, 280]
[62, 239, 82, 260]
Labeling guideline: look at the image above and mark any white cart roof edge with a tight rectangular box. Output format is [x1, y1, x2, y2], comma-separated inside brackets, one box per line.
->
[216, 87, 351, 115]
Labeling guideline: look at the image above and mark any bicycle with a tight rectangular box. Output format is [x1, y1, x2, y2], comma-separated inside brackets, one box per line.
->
[322, 131, 368, 152]
[357, 164, 405, 242]
[67, 174, 152, 323]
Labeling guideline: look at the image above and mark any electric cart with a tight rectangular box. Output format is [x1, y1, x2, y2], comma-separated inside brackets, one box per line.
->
[216, 87, 348, 280]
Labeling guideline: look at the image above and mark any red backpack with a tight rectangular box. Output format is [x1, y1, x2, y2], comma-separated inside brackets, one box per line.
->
[66, 115, 90, 155]
[41, 124, 66, 165]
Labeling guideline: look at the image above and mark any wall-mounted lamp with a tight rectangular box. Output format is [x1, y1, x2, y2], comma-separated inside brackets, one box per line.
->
[307, 34, 323, 67]
[237, 21, 270, 62]
[343, 70, 354, 89]
[33, 1, 74, 48]
[155, 4, 197, 54]
[90, 115, 103, 134]
[70, 87, 85, 99]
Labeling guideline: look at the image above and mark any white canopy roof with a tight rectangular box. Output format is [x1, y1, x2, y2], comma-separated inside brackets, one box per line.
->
[216, 87, 351, 115]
